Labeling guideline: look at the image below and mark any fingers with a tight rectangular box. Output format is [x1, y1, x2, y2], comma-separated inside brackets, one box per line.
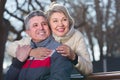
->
[56, 45, 70, 54]
[56, 45, 75, 60]
[16, 45, 31, 62]
[38, 47, 52, 53]
[31, 47, 52, 59]
[38, 47, 52, 56]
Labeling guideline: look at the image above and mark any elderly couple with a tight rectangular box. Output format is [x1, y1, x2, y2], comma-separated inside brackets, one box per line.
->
[6, 2, 93, 80]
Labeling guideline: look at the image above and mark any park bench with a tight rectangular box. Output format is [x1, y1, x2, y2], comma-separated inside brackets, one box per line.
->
[71, 71, 120, 80]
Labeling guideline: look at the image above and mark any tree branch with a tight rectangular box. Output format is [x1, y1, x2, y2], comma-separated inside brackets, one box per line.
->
[5, 8, 24, 22]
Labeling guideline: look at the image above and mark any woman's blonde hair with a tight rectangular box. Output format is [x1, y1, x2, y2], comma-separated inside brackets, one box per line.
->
[46, 2, 74, 26]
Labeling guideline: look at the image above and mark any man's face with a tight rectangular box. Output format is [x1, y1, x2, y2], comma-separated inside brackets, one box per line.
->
[26, 16, 50, 42]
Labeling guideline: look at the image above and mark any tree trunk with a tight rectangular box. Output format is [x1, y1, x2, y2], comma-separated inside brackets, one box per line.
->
[50, 0, 56, 2]
[0, 0, 7, 80]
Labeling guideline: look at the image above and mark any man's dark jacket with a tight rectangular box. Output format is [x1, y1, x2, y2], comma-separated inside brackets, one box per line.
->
[5, 35, 73, 80]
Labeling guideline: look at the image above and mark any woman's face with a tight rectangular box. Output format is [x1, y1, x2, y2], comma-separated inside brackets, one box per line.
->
[49, 12, 69, 37]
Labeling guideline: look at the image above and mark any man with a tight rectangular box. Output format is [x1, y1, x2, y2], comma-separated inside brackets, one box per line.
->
[5, 10, 73, 80]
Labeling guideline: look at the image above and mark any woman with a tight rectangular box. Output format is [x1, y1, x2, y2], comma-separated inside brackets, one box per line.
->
[6, 2, 93, 75]
[45, 2, 93, 75]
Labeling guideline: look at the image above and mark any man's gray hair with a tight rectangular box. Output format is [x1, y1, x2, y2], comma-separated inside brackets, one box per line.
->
[24, 10, 47, 30]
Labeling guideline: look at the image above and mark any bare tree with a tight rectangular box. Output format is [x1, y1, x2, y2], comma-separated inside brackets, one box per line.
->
[51, 0, 56, 2]
[0, 0, 7, 79]
[93, 0, 104, 60]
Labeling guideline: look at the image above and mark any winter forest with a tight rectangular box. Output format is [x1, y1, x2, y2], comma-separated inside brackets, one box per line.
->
[0, 0, 120, 80]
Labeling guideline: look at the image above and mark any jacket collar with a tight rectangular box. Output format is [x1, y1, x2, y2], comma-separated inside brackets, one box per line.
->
[31, 35, 53, 48]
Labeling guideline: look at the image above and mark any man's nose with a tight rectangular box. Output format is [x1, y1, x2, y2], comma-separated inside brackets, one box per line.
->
[38, 25, 44, 30]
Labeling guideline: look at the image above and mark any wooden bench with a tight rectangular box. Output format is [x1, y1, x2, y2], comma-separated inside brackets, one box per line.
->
[85, 71, 120, 80]
[71, 74, 84, 80]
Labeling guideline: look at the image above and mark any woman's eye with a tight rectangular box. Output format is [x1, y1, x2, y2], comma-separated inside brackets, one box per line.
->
[53, 20, 57, 22]
[63, 18, 67, 21]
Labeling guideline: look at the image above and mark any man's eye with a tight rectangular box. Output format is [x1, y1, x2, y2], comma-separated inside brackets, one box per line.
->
[33, 23, 38, 27]
[42, 22, 47, 26]
[44, 23, 47, 25]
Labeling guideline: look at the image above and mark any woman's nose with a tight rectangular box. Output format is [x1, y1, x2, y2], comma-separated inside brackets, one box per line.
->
[58, 21, 63, 27]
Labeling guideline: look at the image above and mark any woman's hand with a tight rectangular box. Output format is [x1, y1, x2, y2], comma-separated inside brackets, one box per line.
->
[16, 45, 31, 62]
[56, 44, 76, 60]
[29, 47, 52, 59]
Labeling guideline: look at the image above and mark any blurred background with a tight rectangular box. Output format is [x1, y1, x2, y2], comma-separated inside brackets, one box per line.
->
[0, 0, 120, 80]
